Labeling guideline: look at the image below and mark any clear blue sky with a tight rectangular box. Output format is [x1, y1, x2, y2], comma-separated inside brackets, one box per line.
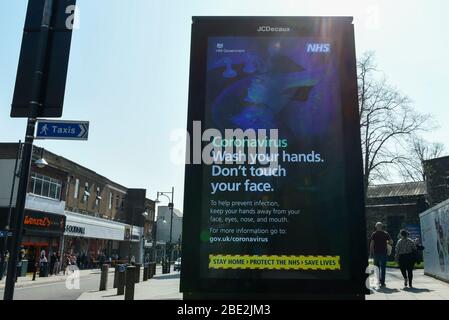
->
[1, 0, 448, 208]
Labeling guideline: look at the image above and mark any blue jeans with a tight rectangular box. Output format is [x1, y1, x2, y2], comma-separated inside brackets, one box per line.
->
[374, 254, 387, 285]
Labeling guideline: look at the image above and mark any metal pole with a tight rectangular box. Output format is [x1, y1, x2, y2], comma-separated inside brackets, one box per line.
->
[0, 142, 21, 281]
[152, 215, 158, 263]
[3, 0, 54, 300]
[128, 208, 134, 264]
[169, 187, 174, 267]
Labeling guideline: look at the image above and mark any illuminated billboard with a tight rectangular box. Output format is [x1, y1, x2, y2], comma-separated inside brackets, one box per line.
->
[182, 16, 366, 299]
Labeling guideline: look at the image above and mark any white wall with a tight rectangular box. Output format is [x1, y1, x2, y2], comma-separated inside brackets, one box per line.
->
[26, 194, 66, 214]
[420, 199, 449, 282]
[156, 206, 182, 244]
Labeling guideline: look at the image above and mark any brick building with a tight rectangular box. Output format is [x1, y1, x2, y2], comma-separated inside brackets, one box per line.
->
[423, 155, 449, 207]
[0, 143, 155, 268]
[365, 181, 428, 252]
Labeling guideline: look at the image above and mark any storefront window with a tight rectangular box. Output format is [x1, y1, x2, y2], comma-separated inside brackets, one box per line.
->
[30, 173, 62, 200]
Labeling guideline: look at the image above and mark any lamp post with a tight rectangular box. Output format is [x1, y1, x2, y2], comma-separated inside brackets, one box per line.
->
[155, 187, 174, 271]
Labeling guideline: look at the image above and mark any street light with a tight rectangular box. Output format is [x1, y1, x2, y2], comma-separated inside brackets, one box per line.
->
[34, 158, 48, 169]
[155, 187, 174, 271]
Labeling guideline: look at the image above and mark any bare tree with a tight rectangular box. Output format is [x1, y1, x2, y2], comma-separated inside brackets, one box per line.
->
[358, 52, 431, 198]
[396, 136, 445, 181]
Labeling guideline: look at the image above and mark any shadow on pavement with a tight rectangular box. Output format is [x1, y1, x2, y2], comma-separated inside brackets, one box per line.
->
[375, 287, 400, 294]
[154, 273, 180, 280]
[403, 287, 433, 293]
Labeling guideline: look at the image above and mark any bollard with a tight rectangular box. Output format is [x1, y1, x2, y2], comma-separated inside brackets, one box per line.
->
[117, 264, 126, 295]
[32, 263, 37, 281]
[143, 263, 149, 281]
[113, 265, 119, 288]
[150, 262, 156, 278]
[135, 263, 141, 283]
[125, 266, 136, 300]
[99, 264, 109, 291]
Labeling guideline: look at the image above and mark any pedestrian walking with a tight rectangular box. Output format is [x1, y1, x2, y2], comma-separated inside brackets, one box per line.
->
[49, 252, 56, 275]
[370, 222, 393, 287]
[53, 252, 61, 275]
[80, 253, 86, 270]
[1, 250, 9, 280]
[16, 249, 25, 281]
[99, 252, 105, 267]
[39, 250, 48, 277]
[395, 229, 417, 288]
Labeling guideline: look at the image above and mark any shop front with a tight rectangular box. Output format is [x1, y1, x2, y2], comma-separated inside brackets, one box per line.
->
[63, 211, 143, 267]
[21, 210, 66, 271]
[122, 225, 144, 263]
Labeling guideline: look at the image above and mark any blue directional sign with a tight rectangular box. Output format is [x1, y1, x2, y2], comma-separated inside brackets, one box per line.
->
[0, 231, 12, 238]
[36, 120, 89, 140]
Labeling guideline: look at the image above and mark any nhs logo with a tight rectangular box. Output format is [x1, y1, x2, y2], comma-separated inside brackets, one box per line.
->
[306, 43, 331, 53]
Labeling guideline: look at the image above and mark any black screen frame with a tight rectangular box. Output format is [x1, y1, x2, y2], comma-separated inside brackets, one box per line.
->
[181, 16, 367, 299]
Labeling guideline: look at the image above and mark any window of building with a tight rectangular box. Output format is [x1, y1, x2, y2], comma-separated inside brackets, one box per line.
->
[120, 196, 125, 210]
[74, 179, 79, 199]
[83, 182, 90, 203]
[30, 173, 62, 200]
[109, 192, 113, 210]
[95, 186, 101, 208]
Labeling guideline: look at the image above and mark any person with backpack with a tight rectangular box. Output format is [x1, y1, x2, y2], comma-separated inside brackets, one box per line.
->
[395, 229, 417, 288]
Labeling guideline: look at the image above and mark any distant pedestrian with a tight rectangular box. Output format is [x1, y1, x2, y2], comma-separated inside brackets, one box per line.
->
[99, 252, 106, 267]
[16, 249, 26, 281]
[49, 252, 57, 275]
[71, 254, 77, 267]
[39, 250, 48, 277]
[370, 222, 393, 287]
[80, 253, 86, 270]
[53, 252, 61, 275]
[62, 253, 69, 275]
[395, 229, 417, 288]
[1, 250, 9, 280]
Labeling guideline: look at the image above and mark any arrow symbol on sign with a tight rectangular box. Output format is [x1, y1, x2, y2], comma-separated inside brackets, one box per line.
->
[78, 124, 86, 138]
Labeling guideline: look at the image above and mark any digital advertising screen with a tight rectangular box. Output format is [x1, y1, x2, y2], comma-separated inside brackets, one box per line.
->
[182, 17, 366, 298]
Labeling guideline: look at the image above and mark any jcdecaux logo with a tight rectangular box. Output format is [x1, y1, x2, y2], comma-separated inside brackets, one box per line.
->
[257, 26, 290, 32]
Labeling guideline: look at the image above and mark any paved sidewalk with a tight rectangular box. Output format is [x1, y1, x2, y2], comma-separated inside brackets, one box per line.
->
[77, 270, 182, 300]
[0, 268, 114, 290]
[366, 268, 449, 300]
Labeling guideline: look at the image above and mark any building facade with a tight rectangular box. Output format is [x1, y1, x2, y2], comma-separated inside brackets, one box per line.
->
[365, 181, 428, 258]
[423, 155, 449, 207]
[154, 206, 183, 262]
[0, 143, 155, 268]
